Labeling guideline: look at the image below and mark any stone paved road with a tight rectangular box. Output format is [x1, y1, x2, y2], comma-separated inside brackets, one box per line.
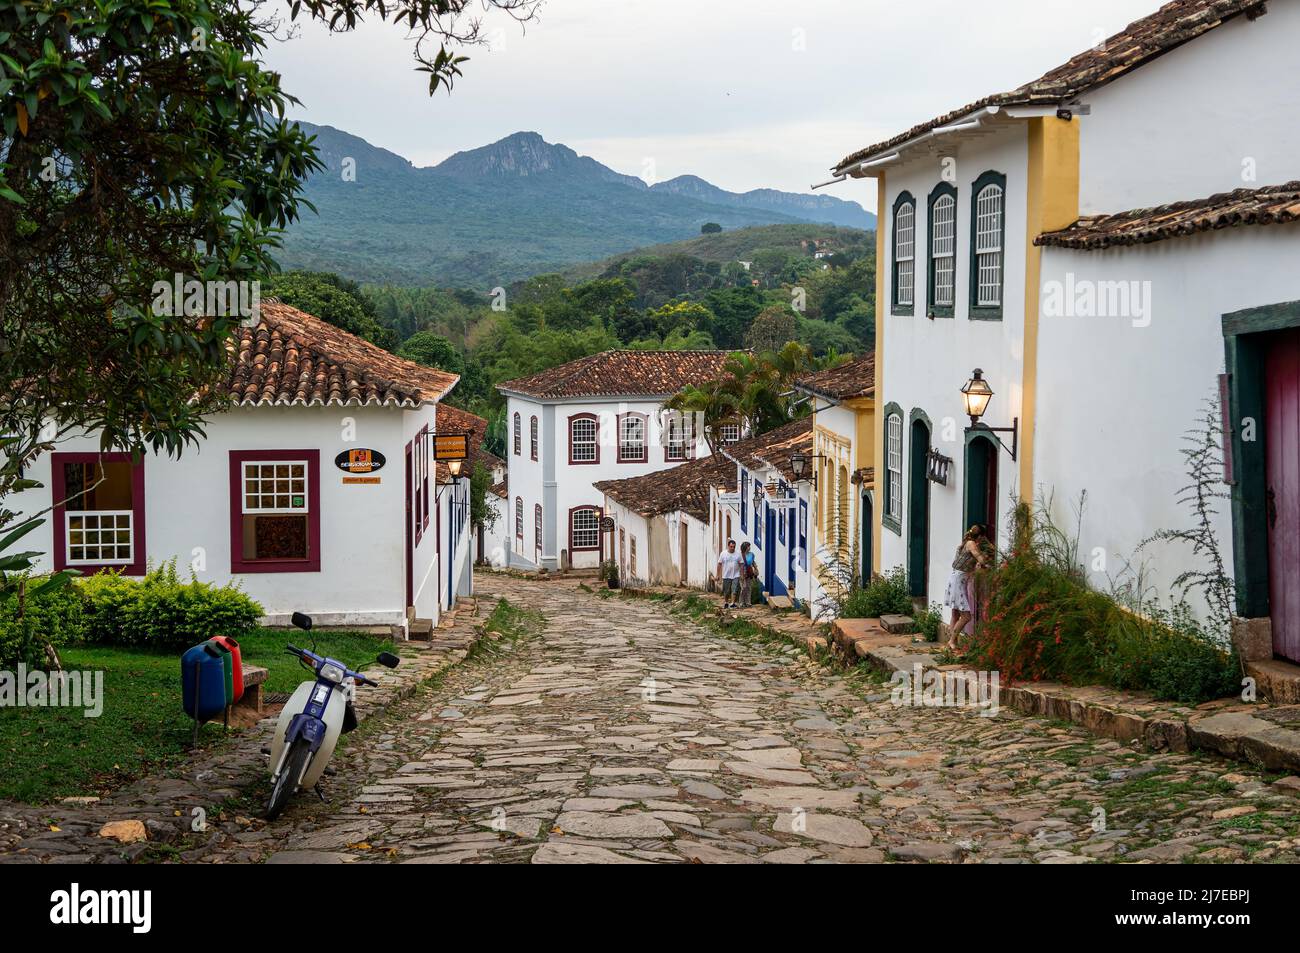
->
[235, 573, 1300, 864]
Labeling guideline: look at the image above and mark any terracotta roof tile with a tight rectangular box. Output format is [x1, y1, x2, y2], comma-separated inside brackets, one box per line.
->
[594, 454, 736, 523]
[227, 301, 459, 407]
[795, 353, 875, 402]
[834, 0, 1265, 171]
[1035, 181, 1300, 249]
[497, 350, 736, 400]
[723, 417, 815, 483]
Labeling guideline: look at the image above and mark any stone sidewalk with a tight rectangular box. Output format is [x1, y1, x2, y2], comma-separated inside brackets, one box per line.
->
[211, 572, 1300, 864]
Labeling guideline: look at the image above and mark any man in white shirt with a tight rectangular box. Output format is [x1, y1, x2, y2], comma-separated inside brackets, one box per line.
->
[716, 539, 744, 609]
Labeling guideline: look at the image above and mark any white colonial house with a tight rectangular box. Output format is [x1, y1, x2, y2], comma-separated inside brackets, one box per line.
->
[496, 350, 735, 570]
[594, 452, 735, 589]
[13, 301, 476, 630]
[793, 354, 876, 617]
[827, 0, 1300, 660]
[716, 418, 816, 611]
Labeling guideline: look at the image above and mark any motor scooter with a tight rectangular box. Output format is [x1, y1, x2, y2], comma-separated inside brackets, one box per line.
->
[266, 611, 400, 820]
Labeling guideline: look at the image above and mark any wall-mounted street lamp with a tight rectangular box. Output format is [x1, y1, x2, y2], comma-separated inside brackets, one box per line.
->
[960, 368, 1018, 461]
[789, 451, 831, 487]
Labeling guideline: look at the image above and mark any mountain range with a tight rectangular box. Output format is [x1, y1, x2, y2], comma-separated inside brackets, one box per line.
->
[275, 123, 874, 287]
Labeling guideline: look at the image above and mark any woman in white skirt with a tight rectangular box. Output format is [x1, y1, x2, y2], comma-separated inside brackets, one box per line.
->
[946, 524, 991, 649]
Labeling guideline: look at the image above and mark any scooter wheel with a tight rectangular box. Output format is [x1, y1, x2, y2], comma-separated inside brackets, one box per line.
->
[266, 737, 311, 821]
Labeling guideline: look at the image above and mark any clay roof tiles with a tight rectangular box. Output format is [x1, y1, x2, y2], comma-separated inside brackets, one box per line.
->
[795, 353, 876, 403]
[594, 453, 737, 524]
[497, 349, 737, 400]
[227, 301, 459, 408]
[1035, 181, 1300, 249]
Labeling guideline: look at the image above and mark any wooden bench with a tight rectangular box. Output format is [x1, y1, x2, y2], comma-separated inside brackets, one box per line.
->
[237, 665, 269, 716]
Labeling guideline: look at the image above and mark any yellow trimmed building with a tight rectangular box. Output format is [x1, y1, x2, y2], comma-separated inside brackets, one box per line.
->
[793, 354, 875, 618]
[823, 0, 1300, 636]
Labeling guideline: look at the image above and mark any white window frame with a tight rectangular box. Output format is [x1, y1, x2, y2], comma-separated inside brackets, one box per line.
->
[242, 460, 309, 515]
[886, 414, 902, 523]
[975, 183, 1004, 308]
[618, 414, 646, 463]
[65, 510, 134, 566]
[571, 507, 600, 550]
[570, 416, 597, 463]
[894, 198, 915, 309]
[931, 193, 956, 308]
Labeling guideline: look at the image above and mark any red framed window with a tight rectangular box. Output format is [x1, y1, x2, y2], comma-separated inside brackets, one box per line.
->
[515, 497, 524, 539]
[229, 450, 321, 573]
[617, 412, 647, 463]
[530, 416, 539, 461]
[419, 426, 430, 532]
[534, 503, 542, 550]
[569, 413, 599, 465]
[569, 506, 601, 552]
[513, 413, 522, 456]
[52, 452, 147, 576]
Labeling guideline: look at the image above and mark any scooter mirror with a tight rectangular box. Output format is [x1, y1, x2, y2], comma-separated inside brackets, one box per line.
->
[377, 652, 400, 669]
[291, 611, 313, 631]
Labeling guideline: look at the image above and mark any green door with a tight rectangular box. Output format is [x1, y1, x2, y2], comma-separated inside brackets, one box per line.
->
[907, 419, 930, 598]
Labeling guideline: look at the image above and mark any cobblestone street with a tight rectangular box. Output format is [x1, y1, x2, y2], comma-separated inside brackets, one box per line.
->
[237, 573, 1300, 864]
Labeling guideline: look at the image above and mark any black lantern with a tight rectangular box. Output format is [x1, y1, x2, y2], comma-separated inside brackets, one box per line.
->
[960, 368, 1018, 460]
[960, 368, 995, 425]
[790, 451, 809, 480]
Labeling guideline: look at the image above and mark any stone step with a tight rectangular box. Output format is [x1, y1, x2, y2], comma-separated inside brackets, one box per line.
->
[766, 595, 794, 610]
[408, 618, 434, 641]
[879, 613, 917, 634]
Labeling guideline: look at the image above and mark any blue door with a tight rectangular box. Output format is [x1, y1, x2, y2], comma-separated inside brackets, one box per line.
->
[764, 505, 785, 597]
[787, 505, 797, 592]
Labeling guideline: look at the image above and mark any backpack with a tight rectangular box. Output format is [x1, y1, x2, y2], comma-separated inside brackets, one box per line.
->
[744, 553, 757, 579]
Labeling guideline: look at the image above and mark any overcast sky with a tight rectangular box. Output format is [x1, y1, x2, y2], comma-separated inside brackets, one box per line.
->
[263, 0, 1159, 213]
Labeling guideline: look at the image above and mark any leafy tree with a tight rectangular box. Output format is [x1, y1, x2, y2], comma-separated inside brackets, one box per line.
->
[263, 271, 397, 349]
[397, 331, 465, 374]
[701, 222, 722, 234]
[746, 305, 797, 354]
[1, 0, 321, 457]
[701, 286, 765, 349]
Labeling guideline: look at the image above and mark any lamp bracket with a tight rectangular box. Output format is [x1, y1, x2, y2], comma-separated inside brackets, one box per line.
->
[965, 418, 1018, 462]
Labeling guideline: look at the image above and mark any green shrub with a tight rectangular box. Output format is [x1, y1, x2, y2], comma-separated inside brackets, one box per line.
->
[80, 562, 263, 650]
[840, 566, 912, 619]
[0, 576, 85, 668]
[915, 603, 944, 642]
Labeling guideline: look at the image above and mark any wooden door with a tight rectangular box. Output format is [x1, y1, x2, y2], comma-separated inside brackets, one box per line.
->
[908, 419, 931, 598]
[679, 520, 688, 585]
[404, 442, 413, 611]
[1266, 327, 1300, 661]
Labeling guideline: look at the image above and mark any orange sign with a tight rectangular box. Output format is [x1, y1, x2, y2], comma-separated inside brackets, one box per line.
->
[433, 432, 469, 461]
[342, 476, 381, 485]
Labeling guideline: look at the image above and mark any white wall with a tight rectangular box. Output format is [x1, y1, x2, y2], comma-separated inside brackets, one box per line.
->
[16, 406, 413, 626]
[405, 404, 440, 623]
[879, 127, 1029, 606]
[1036, 224, 1300, 617]
[1078, 0, 1300, 215]
[506, 394, 711, 570]
[477, 493, 511, 567]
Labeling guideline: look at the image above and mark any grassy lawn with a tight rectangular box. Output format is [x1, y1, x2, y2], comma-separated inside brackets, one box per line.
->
[0, 628, 400, 804]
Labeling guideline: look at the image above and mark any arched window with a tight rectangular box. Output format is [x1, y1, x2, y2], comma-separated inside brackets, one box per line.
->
[928, 182, 957, 317]
[515, 497, 523, 539]
[534, 503, 542, 550]
[837, 464, 850, 550]
[569, 506, 601, 552]
[513, 413, 521, 456]
[569, 414, 599, 465]
[617, 412, 647, 463]
[883, 405, 904, 535]
[971, 171, 1006, 318]
[530, 416, 538, 461]
[892, 192, 916, 315]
